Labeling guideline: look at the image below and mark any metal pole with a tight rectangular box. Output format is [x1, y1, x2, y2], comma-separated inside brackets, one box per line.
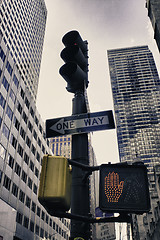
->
[70, 91, 91, 239]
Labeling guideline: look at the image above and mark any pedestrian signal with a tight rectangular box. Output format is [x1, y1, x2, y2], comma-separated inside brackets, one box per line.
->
[99, 163, 150, 213]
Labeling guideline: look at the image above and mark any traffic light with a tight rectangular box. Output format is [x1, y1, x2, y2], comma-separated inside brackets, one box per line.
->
[38, 155, 72, 214]
[99, 163, 150, 213]
[59, 30, 88, 93]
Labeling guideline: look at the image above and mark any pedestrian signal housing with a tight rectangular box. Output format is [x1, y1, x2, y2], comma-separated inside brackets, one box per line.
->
[38, 155, 72, 213]
[99, 163, 150, 213]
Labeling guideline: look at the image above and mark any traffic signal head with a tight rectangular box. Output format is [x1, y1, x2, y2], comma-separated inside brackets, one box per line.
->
[99, 163, 150, 214]
[38, 155, 72, 213]
[59, 30, 88, 93]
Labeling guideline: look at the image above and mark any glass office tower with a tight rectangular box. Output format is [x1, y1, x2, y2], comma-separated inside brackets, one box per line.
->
[108, 46, 160, 175]
[108, 45, 160, 239]
[0, 0, 47, 101]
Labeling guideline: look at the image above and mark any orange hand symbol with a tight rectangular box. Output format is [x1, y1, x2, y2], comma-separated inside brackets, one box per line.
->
[105, 172, 124, 202]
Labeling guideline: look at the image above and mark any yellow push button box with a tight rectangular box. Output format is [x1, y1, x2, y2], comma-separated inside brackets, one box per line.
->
[38, 155, 72, 213]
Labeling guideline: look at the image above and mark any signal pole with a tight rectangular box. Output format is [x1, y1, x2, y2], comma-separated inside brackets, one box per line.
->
[59, 30, 91, 239]
[71, 91, 91, 239]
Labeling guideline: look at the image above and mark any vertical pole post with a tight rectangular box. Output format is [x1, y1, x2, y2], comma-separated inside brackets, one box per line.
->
[70, 91, 91, 239]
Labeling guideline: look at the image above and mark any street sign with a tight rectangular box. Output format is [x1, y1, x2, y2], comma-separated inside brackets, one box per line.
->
[46, 110, 115, 138]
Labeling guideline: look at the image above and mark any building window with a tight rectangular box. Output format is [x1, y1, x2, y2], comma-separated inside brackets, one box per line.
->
[33, 130, 37, 140]
[28, 121, 33, 133]
[36, 152, 40, 162]
[17, 144, 23, 157]
[14, 162, 21, 176]
[28, 177, 32, 189]
[6, 61, 13, 76]
[9, 89, 16, 103]
[24, 152, 29, 165]
[2, 76, 10, 92]
[19, 190, 25, 203]
[20, 127, 26, 140]
[6, 105, 13, 121]
[14, 117, 20, 131]
[35, 225, 39, 235]
[35, 167, 39, 178]
[41, 211, 45, 220]
[16, 212, 23, 224]
[22, 111, 28, 124]
[29, 160, 34, 172]
[0, 93, 6, 109]
[30, 220, 34, 232]
[25, 196, 31, 208]
[17, 102, 22, 114]
[46, 215, 49, 224]
[21, 170, 27, 183]
[42, 145, 45, 154]
[33, 184, 37, 195]
[13, 74, 19, 88]
[23, 216, 29, 229]
[0, 144, 6, 160]
[2, 124, 10, 139]
[38, 138, 41, 147]
[37, 206, 41, 217]
[8, 154, 14, 168]
[20, 87, 25, 99]
[35, 116, 38, 126]
[30, 107, 34, 118]
[39, 124, 42, 133]
[26, 136, 31, 148]
[25, 97, 30, 109]
[3, 175, 11, 190]
[31, 144, 36, 155]
[0, 46, 6, 62]
[40, 228, 44, 238]
[31, 201, 36, 213]
[12, 183, 18, 197]
[10, 134, 17, 149]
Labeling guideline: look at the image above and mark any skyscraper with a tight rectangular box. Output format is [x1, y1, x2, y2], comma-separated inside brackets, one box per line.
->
[146, 0, 160, 53]
[0, 0, 47, 101]
[108, 45, 160, 175]
[0, 1, 70, 239]
[107, 45, 160, 239]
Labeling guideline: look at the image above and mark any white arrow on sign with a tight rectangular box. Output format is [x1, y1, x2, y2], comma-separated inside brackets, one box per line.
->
[50, 115, 109, 134]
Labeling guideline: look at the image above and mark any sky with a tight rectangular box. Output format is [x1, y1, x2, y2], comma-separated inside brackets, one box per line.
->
[37, 0, 160, 166]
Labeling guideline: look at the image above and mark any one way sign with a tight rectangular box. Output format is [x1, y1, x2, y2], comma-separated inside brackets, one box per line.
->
[46, 110, 115, 138]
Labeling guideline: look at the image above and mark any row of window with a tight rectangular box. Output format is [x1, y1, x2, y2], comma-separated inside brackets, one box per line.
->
[16, 211, 69, 239]
[1, 0, 45, 98]
[0, 45, 48, 148]
[0, 168, 68, 239]
[0, 142, 40, 183]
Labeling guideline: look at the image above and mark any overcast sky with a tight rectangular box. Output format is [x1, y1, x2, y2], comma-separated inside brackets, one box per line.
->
[37, 0, 160, 165]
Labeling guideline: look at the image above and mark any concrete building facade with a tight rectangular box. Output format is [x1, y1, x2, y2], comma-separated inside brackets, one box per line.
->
[0, 0, 47, 101]
[0, 0, 70, 239]
[0, 38, 70, 240]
